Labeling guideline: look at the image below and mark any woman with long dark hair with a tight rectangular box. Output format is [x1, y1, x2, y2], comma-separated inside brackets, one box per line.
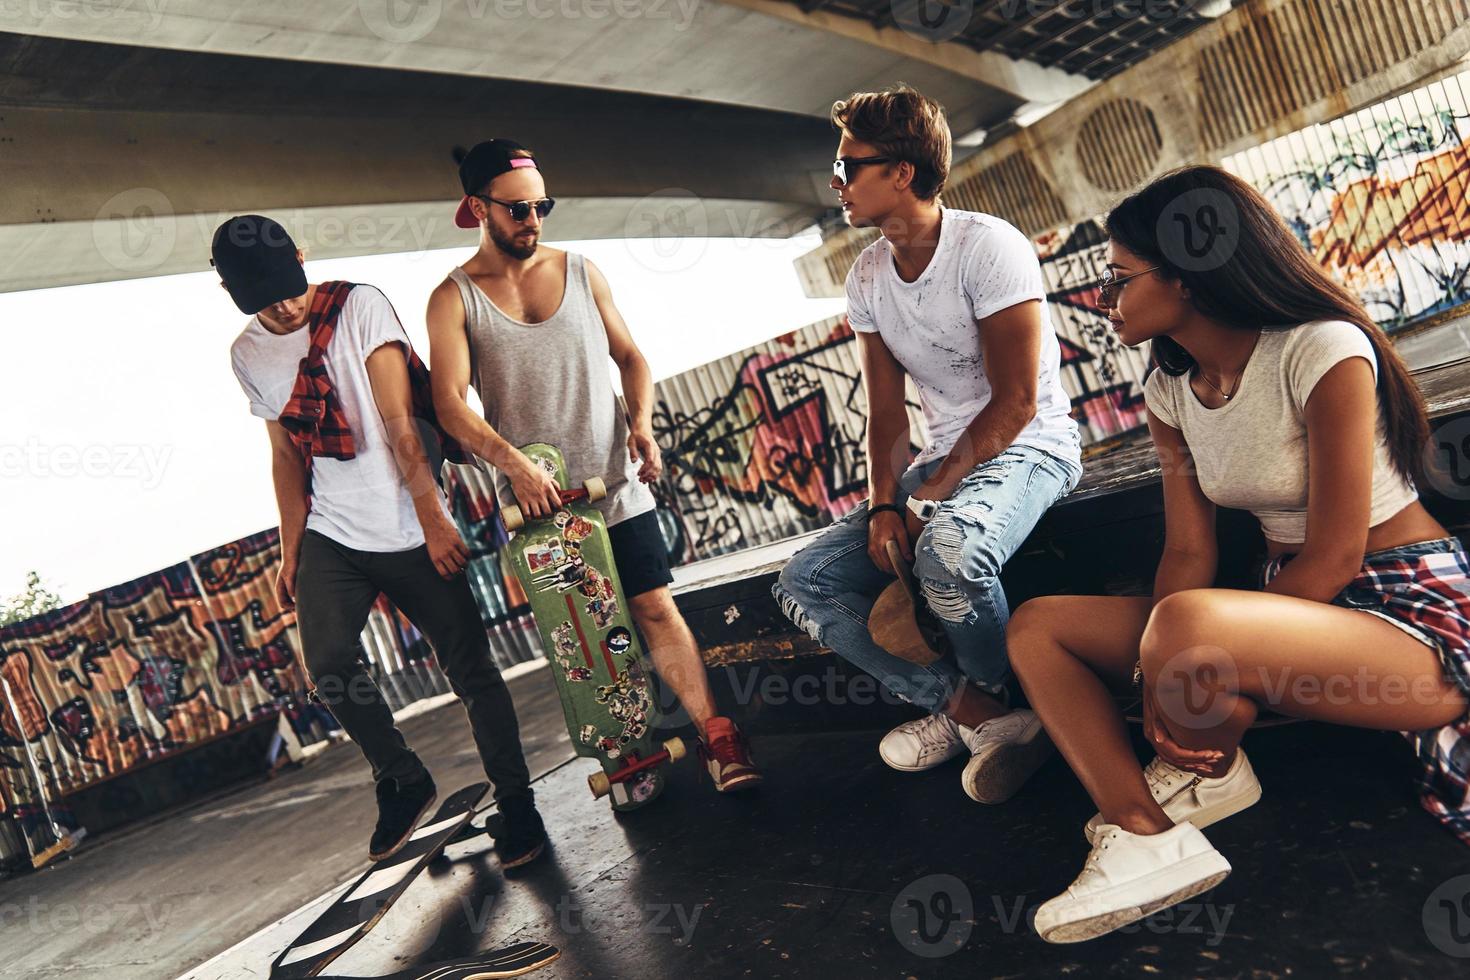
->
[1007, 166, 1470, 943]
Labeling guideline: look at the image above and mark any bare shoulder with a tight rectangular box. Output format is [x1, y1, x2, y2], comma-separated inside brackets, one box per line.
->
[579, 252, 610, 289]
[429, 275, 464, 304]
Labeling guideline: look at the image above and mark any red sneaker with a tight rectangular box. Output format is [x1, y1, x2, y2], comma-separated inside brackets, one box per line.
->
[698, 719, 763, 793]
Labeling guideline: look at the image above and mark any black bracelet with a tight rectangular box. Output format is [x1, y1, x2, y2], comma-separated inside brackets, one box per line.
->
[867, 503, 903, 522]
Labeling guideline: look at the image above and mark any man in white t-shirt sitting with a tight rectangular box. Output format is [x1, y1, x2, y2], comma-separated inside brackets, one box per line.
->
[216, 215, 545, 868]
[774, 85, 1084, 803]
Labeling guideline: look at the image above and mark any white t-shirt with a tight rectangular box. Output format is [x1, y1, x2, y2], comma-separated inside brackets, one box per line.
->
[230, 286, 448, 553]
[1142, 319, 1419, 544]
[845, 207, 1081, 471]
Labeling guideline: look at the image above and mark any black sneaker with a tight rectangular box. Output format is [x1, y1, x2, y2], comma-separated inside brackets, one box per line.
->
[487, 795, 548, 869]
[368, 774, 437, 861]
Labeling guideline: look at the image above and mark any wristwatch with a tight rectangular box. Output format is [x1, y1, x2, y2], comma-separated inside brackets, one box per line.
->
[906, 496, 940, 523]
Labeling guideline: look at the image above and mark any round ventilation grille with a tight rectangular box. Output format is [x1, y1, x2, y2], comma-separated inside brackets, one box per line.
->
[1076, 98, 1164, 193]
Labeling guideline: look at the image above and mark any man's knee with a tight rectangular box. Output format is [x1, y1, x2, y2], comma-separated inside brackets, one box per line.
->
[776, 546, 820, 599]
[300, 637, 360, 682]
[629, 587, 681, 629]
[772, 567, 823, 644]
[914, 510, 1002, 610]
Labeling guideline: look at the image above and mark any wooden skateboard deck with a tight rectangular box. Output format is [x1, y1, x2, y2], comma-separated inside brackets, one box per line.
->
[501, 443, 684, 812]
[269, 783, 558, 979]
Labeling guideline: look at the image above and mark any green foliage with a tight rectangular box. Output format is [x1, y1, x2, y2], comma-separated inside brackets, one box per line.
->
[0, 571, 64, 628]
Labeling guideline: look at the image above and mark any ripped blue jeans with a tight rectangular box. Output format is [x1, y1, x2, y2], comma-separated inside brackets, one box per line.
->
[773, 445, 1081, 712]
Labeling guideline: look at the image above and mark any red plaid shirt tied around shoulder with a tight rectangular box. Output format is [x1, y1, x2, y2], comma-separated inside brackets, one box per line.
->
[278, 280, 470, 493]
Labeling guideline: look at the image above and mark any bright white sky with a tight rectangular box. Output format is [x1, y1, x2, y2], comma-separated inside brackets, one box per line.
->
[1, 234, 845, 604]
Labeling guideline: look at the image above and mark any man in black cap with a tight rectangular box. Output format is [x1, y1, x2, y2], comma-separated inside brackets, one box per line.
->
[426, 140, 763, 793]
[215, 214, 548, 866]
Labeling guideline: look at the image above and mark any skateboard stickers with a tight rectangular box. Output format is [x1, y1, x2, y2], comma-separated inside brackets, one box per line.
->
[527, 530, 624, 630]
[550, 621, 593, 682]
[509, 443, 672, 812]
[562, 513, 595, 542]
[524, 536, 567, 572]
[580, 660, 652, 760]
[620, 768, 659, 804]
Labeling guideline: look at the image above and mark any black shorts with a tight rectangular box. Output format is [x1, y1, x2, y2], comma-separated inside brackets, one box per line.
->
[607, 509, 674, 598]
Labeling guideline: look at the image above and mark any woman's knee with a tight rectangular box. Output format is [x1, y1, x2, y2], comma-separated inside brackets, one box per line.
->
[1006, 597, 1069, 673]
[1139, 590, 1227, 682]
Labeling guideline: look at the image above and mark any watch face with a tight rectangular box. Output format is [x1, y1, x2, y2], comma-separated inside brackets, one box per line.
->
[907, 497, 937, 520]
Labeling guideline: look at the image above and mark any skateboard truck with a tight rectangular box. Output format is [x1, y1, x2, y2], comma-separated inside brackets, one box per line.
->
[502, 477, 607, 532]
[587, 737, 687, 799]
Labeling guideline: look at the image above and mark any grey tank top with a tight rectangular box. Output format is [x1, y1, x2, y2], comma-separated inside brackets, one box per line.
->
[449, 252, 655, 528]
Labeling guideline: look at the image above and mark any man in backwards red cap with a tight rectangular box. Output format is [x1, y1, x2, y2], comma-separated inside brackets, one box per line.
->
[215, 215, 546, 867]
[427, 140, 763, 794]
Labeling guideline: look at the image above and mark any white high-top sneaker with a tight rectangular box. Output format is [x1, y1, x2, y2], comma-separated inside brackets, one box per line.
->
[878, 713, 971, 771]
[1084, 750, 1261, 844]
[959, 708, 1053, 804]
[1035, 822, 1232, 944]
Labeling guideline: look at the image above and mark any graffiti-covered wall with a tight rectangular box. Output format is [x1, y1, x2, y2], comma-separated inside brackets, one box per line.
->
[1035, 220, 1152, 445]
[1224, 68, 1470, 329]
[649, 317, 927, 564]
[0, 463, 536, 866]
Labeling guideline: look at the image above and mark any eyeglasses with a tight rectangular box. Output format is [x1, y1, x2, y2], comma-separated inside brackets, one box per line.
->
[477, 196, 556, 223]
[832, 155, 891, 188]
[1097, 266, 1158, 309]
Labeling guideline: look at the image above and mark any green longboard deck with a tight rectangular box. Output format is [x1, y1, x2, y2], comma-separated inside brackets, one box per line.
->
[506, 444, 669, 811]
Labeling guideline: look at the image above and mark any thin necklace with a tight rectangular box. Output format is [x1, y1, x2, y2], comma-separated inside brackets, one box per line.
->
[1197, 368, 1240, 401]
[1195, 331, 1261, 401]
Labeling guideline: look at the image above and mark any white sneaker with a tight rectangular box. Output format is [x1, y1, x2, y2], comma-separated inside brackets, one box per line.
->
[878, 714, 971, 771]
[1084, 750, 1261, 844]
[1035, 822, 1232, 944]
[959, 708, 1053, 804]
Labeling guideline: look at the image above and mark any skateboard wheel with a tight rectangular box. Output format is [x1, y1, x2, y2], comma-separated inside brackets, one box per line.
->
[584, 477, 607, 503]
[663, 737, 686, 763]
[502, 505, 524, 532]
[588, 771, 612, 799]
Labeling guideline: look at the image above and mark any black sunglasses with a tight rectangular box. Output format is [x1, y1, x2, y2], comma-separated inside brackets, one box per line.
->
[1097, 266, 1158, 309]
[477, 196, 556, 223]
[833, 155, 891, 187]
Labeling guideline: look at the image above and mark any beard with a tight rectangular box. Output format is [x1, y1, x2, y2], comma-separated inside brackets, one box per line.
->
[490, 224, 538, 261]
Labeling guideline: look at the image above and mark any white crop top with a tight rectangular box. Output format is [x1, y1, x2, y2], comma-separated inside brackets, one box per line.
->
[1142, 320, 1419, 544]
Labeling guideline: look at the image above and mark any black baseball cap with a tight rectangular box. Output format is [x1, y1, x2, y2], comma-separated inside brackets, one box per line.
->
[210, 215, 309, 314]
[454, 139, 539, 229]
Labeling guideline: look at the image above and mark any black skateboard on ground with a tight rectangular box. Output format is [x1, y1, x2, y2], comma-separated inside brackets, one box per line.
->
[268, 783, 560, 980]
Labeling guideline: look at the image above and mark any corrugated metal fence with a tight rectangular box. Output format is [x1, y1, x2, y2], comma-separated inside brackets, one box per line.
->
[0, 462, 540, 868]
[1222, 68, 1470, 329]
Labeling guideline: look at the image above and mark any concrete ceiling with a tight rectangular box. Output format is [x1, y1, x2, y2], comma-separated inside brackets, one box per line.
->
[0, 0, 1214, 291]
